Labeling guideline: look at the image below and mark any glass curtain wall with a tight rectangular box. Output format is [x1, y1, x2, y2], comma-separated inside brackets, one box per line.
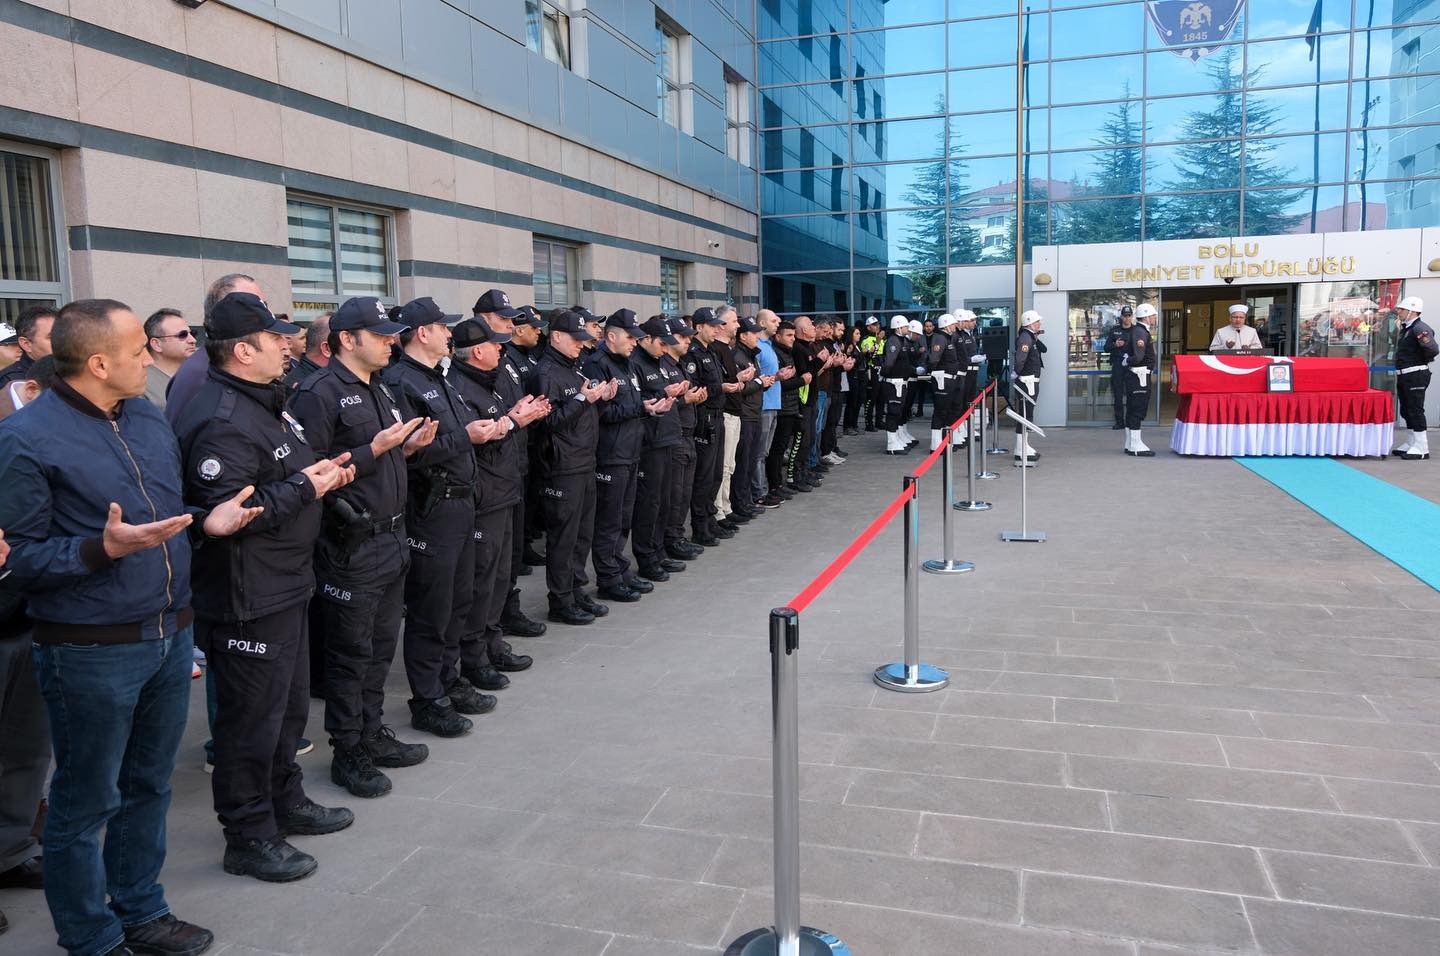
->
[758, 0, 1440, 321]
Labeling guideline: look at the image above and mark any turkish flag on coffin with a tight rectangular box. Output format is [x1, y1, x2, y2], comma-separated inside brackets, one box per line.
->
[1175, 391, 1395, 426]
[1173, 355, 1371, 394]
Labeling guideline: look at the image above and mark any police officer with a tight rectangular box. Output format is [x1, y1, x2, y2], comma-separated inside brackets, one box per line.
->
[509, 305, 547, 571]
[881, 316, 913, 455]
[952, 309, 986, 446]
[631, 316, 686, 580]
[381, 297, 498, 736]
[290, 297, 438, 798]
[449, 318, 546, 695]
[583, 309, 651, 602]
[532, 310, 612, 624]
[664, 316, 708, 558]
[687, 307, 729, 544]
[927, 312, 961, 451]
[1107, 306, 1135, 430]
[472, 291, 549, 639]
[1013, 310, 1046, 464]
[1393, 296, 1437, 461]
[174, 292, 356, 881]
[1122, 304, 1158, 457]
[859, 316, 883, 432]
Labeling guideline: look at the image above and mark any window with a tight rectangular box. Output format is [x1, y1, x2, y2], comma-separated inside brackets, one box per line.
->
[525, 0, 571, 69]
[660, 258, 685, 313]
[533, 238, 577, 307]
[983, 234, 1003, 249]
[0, 145, 65, 325]
[287, 195, 393, 306]
[726, 75, 753, 166]
[986, 214, 1006, 227]
[656, 21, 682, 126]
[726, 270, 743, 307]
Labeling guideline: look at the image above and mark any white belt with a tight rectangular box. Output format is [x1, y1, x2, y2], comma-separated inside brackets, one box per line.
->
[885, 378, 908, 387]
[1399, 365, 1430, 375]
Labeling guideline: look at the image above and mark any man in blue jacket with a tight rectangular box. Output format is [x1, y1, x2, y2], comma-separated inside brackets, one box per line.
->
[0, 299, 259, 956]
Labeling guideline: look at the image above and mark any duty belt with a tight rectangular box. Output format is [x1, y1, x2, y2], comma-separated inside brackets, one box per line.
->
[884, 378, 908, 388]
[438, 483, 473, 500]
[1399, 365, 1430, 375]
[367, 513, 404, 536]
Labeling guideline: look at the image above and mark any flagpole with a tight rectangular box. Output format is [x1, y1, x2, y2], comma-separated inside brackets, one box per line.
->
[1013, 3, 1026, 330]
[1309, 0, 1322, 232]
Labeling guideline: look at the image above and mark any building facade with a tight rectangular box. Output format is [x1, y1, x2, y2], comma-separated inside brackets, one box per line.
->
[0, 0, 762, 325]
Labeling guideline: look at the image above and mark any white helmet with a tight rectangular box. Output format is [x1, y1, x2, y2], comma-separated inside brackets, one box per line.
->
[0, 322, 16, 344]
[908, 320, 923, 334]
[889, 315, 909, 330]
[864, 315, 880, 326]
[956, 309, 976, 324]
[1134, 303, 1157, 319]
[937, 313, 958, 329]
[1020, 310, 1042, 326]
[1398, 296, 1424, 313]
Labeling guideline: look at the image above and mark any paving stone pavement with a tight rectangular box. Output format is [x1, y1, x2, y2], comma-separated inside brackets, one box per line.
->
[3, 424, 1439, 954]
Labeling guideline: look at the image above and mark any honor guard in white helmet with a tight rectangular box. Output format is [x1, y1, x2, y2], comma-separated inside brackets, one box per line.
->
[880, 317, 915, 454]
[1393, 296, 1436, 460]
[1121, 304, 1158, 457]
[1012, 311, 1046, 464]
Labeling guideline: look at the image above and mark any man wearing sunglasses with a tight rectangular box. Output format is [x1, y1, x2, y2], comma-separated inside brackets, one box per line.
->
[143, 308, 197, 411]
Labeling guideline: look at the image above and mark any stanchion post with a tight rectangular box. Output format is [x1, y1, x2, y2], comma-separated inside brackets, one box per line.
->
[725, 610, 850, 956]
[955, 411, 992, 511]
[1000, 409, 1047, 544]
[975, 391, 998, 480]
[876, 477, 951, 693]
[924, 426, 974, 574]
[987, 378, 1007, 455]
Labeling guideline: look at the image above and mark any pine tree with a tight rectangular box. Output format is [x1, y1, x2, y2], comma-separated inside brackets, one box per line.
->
[1059, 93, 1149, 245]
[1147, 47, 1304, 238]
[893, 100, 968, 306]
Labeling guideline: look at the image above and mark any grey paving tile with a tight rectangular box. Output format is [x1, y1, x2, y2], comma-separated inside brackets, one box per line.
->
[984, 671, 1119, 700]
[600, 937, 718, 956]
[506, 814, 724, 881]
[918, 815, 1271, 895]
[1263, 850, 1440, 918]
[1114, 678, 1381, 718]
[1246, 898, 1440, 956]
[1256, 713, 1440, 752]
[1403, 821, 1440, 864]
[844, 768, 1110, 829]
[436, 767, 667, 822]
[1057, 637, 1238, 665]
[1169, 662, 1373, 695]
[1220, 736, 1440, 785]
[370, 847, 741, 947]
[1074, 607, 1258, 633]
[934, 714, 1228, 764]
[703, 836, 1019, 921]
[1324, 777, 1440, 824]
[1068, 754, 1338, 811]
[334, 793, 543, 853]
[377, 908, 612, 955]
[1023, 873, 1254, 950]
[798, 702, 938, 741]
[1109, 793, 1423, 863]
[831, 734, 1067, 786]
[1054, 698, 1264, 737]
[1004, 651, 1172, 681]
[720, 892, 1135, 956]
[644, 786, 923, 853]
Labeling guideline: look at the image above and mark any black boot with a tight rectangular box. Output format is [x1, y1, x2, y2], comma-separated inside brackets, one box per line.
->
[500, 589, 547, 637]
[460, 665, 509, 691]
[411, 698, 473, 738]
[362, 726, 429, 768]
[122, 915, 215, 956]
[331, 743, 392, 798]
[223, 838, 317, 883]
[575, 592, 611, 617]
[277, 798, 354, 836]
[448, 674, 501, 709]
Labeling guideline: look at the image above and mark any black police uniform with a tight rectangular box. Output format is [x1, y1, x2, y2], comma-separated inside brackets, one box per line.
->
[1395, 316, 1438, 433]
[582, 327, 648, 595]
[728, 336, 765, 514]
[1121, 322, 1156, 432]
[448, 327, 527, 689]
[688, 316, 727, 539]
[1105, 317, 1132, 428]
[768, 339, 804, 489]
[283, 355, 325, 393]
[503, 336, 543, 568]
[954, 324, 985, 430]
[1013, 326, 1046, 432]
[927, 326, 960, 435]
[880, 331, 912, 438]
[173, 304, 346, 862]
[289, 300, 423, 790]
[631, 328, 682, 575]
[531, 327, 601, 615]
[381, 311, 482, 732]
[665, 320, 703, 556]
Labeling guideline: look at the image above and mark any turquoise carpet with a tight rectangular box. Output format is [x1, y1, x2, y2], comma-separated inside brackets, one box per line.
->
[1237, 457, 1440, 591]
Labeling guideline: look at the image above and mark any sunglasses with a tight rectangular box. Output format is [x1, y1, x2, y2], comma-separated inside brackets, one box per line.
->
[156, 329, 195, 340]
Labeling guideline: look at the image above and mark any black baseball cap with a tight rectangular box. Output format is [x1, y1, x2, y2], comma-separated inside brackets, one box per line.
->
[451, 318, 511, 348]
[205, 292, 301, 339]
[1120, 305, 1134, 316]
[515, 305, 540, 326]
[474, 289, 522, 318]
[667, 316, 697, 338]
[692, 307, 724, 327]
[574, 307, 601, 325]
[548, 310, 595, 341]
[639, 316, 677, 345]
[330, 297, 409, 335]
[605, 309, 644, 338]
[400, 297, 462, 329]
[737, 316, 761, 335]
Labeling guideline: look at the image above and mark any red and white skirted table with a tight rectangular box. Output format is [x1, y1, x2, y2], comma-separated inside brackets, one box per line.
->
[1170, 391, 1394, 457]
[1168, 355, 1394, 458]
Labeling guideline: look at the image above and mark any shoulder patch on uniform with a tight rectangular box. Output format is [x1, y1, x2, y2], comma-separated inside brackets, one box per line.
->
[1021, 344, 1031, 352]
[198, 457, 224, 481]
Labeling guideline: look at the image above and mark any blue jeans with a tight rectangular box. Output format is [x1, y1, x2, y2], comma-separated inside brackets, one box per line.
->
[33, 627, 194, 956]
[809, 390, 830, 467]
